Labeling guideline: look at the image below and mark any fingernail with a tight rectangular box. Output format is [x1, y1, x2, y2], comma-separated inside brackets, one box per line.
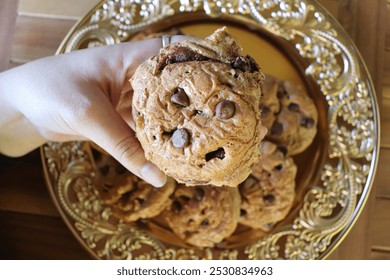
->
[140, 162, 167, 188]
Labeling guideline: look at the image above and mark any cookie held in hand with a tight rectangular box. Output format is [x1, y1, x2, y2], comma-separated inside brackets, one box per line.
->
[131, 27, 267, 187]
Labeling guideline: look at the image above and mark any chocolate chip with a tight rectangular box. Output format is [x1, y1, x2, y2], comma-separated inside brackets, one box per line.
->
[171, 128, 190, 148]
[274, 164, 283, 171]
[300, 117, 315, 128]
[194, 187, 205, 201]
[171, 88, 189, 107]
[247, 55, 260, 72]
[206, 148, 225, 161]
[263, 194, 275, 205]
[180, 195, 190, 202]
[231, 56, 249, 72]
[277, 87, 286, 98]
[231, 55, 259, 72]
[240, 209, 247, 216]
[216, 100, 235, 119]
[201, 219, 209, 226]
[270, 122, 283, 135]
[171, 200, 182, 213]
[120, 192, 131, 204]
[288, 102, 300, 112]
[158, 46, 210, 70]
[261, 106, 271, 117]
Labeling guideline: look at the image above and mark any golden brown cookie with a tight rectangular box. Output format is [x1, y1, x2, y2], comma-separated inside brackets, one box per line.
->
[239, 141, 297, 231]
[163, 184, 241, 247]
[131, 27, 266, 187]
[95, 154, 175, 223]
[261, 75, 318, 155]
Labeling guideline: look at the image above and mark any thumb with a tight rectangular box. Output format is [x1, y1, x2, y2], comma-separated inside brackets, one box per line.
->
[77, 99, 167, 188]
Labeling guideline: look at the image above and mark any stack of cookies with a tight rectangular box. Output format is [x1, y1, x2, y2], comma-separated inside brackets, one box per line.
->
[95, 27, 318, 248]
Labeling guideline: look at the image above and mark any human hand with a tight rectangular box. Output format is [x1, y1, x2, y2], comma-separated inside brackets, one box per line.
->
[0, 35, 191, 187]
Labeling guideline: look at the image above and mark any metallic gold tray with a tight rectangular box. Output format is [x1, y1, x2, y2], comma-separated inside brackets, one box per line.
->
[41, 0, 380, 260]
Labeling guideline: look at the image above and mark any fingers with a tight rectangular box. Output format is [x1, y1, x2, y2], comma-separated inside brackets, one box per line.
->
[75, 97, 167, 188]
[167, 35, 198, 45]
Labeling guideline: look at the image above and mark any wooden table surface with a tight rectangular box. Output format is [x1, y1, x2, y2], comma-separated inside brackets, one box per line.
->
[0, 0, 388, 260]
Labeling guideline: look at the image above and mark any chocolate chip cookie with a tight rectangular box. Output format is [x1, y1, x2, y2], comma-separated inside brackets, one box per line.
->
[95, 154, 175, 222]
[131, 27, 267, 187]
[162, 184, 241, 247]
[261, 75, 318, 155]
[239, 141, 297, 231]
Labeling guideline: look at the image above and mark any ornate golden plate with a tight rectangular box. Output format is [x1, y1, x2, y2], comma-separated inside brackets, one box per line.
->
[41, 0, 380, 260]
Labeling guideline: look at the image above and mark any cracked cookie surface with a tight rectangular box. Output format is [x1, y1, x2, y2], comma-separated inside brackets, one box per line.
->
[95, 154, 175, 223]
[162, 184, 241, 247]
[239, 141, 297, 231]
[261, 75, 318, 155]
[131, 27, 266, 187]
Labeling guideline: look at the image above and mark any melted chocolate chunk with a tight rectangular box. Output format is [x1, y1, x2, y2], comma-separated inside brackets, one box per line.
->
[288, 102, 300, 112]
[120, 192, 131, 204]
[231, 56, 249, 72]
[300, 117, 315, 128]
[240, 209, 247, 216]
[171, 200, 182, 214]
[158, 46, 210, 71]
[194, 187, 205, 201]
[180, 195, 190, 202]
[171, 128, 190, 148]
[277, 86, 286, 99]
[263, 194, 275, 205]
[247, 55, 260, 72]
[216, 100, 235, 119]
[270, 122, 284, 135]
[171, 87, 189, 107]
[206, 148, 225, 161]
[274, 164, 283, 171]
[201, 219, 209, 226]
[231, 55, 259, 72]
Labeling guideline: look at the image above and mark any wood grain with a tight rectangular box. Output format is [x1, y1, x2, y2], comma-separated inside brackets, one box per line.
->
[0, 0, 388, 260]
[0, 151, 59, 217]
[325, 0, 387, 260]
[372, 198, 390, 250]
[337, 0, 386, 98]
[18, 0, 98, 18]
[0, 210, 92, 259]
[0, 0, 19, 71]
[374, 148, 390, 198]
[381, 97, 390, 147]
[11, 15, 76, 63]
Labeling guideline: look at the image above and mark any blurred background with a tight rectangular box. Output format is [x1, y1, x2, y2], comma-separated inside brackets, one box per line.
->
[0, 0, 388, 259]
